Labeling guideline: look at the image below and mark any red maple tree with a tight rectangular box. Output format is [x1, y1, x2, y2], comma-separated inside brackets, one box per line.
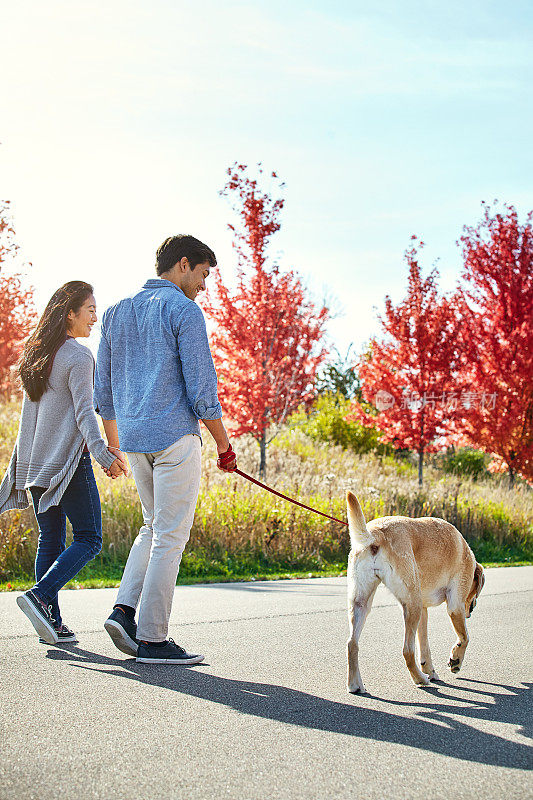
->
[202, 164, 329, 478]
[456, 203, 533, 486]
[350, 239, 464, 486]
[0, 200, 18, 269]
[0, 201, 36, 396]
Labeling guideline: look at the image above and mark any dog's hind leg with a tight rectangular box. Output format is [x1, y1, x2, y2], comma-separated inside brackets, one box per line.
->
[417, 608, 439, 681]
[447, 609, 469, 673]
[402, 600, 430, 687]
[379, 560, 429, 687]
[347, 555, 379, 695]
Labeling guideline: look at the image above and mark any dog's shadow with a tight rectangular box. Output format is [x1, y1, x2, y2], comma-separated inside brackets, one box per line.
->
[46, 645, 531, 769]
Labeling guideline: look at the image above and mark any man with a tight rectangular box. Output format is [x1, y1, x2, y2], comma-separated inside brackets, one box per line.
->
[94, 234, 236, 665]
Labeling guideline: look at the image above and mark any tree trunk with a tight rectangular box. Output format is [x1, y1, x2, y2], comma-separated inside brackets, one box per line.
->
[418, 407, 425, 489]
[259, 433, 267, 481]
[418, 449, 424, 488]
[509, 466, 515, 489]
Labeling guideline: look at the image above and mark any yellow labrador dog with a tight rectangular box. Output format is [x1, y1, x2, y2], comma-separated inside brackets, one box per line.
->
[346, 491, 484, 693]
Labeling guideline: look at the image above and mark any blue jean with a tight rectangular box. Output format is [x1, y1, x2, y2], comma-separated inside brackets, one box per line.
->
[29, 453, 102, 626]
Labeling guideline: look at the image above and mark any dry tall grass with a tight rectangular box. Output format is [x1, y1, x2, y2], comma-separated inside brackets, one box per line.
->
[0, 401, 531, 581]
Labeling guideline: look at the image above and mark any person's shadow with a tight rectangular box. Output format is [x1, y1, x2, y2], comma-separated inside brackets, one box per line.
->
[46, 645, 532, 770]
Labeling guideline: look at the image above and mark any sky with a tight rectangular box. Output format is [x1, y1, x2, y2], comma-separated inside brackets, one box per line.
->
[1, 0, 532, 359]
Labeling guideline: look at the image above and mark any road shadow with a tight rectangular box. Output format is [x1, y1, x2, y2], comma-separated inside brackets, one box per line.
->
[45, 645, 532, 770]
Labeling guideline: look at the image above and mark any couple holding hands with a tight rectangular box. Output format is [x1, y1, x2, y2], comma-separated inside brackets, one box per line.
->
[0, 234, 237, 664]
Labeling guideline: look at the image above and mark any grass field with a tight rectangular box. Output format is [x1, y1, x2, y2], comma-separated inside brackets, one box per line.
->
[1, 400, 531, 590]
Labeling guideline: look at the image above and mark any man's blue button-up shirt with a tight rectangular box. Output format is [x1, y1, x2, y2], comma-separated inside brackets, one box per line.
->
[94, 278, 222, 453]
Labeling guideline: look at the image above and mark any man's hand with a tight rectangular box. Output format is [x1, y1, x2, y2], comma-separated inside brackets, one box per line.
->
[217, 443, 237, 473]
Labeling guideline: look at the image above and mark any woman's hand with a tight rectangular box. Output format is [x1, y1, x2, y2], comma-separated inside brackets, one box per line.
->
[103, 447, 129, 478]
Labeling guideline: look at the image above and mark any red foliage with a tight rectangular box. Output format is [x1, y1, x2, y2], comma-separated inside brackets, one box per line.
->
[0, 202, 36, 396]
[0, 201, 18, 270]
[202, 164, 329, 476]
[456, 203, 533, 485]
[350, 239, 464, 484]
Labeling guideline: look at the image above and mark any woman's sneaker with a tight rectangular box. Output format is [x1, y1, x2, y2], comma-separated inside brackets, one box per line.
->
[136, 638, 204, 665]
[39, 624, 77, 644]
[104, 607, 138, 656]
[16, 590, 58, 645]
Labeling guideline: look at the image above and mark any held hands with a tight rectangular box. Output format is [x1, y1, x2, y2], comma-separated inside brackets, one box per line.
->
[103, 446, 129, 479]
[217, 443, 237, 473]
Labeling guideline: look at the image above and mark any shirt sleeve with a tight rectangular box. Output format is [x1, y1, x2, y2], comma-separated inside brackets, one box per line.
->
[94, 313, 116, 420]
[68, 350, 116, 470]
[177, 303, 222, 420]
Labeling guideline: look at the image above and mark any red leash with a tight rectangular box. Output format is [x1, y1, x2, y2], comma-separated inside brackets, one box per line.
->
[234, 468, 348, 526]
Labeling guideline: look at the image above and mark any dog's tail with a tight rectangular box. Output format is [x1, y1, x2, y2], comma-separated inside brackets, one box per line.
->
[346, 491, 374, 551]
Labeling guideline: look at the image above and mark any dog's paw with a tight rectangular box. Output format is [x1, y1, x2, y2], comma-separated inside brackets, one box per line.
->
[414, 674, 431, 687]
[347, 682, 367, 695]
[421, 663, 439, 681]
[448, 657, 461, 673]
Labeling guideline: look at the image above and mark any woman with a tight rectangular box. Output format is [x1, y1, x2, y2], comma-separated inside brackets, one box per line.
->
[0, 281, 127, 645]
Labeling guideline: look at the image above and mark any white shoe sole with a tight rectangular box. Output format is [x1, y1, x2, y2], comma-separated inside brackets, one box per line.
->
[104, 618, 138, 656]
[17, 595, 58, 645]
[39, 636, 77, 644]
[136, 653, 205, 665]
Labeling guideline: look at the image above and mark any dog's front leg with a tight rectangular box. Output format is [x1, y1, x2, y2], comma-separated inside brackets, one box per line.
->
[448, 610, 469, 673]
[417, 608, 439, 681]
[402, 602, 430, 687]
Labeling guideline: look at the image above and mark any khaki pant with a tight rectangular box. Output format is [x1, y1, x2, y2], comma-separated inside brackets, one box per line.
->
[116, 435, 201, 641]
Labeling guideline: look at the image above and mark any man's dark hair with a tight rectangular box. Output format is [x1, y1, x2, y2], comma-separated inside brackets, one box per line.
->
[155, 235, 217, 276]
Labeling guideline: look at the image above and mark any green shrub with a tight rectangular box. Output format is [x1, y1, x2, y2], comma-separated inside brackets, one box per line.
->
[290, 392, 383, 454]
[441, 448, 487, 480]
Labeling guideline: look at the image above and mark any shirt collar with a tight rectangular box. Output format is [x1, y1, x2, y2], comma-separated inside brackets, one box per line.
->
[142, 278, 185, 296]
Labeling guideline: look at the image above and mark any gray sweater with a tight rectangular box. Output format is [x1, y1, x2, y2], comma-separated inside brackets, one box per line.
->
[0, 338, 116, 514]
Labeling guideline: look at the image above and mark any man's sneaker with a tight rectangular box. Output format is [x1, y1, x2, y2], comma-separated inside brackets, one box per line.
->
[136, 638, 204, 665]
[39, 624, 77, 644]
[16, 590, 58, 645]
[104, 608, 138, 656]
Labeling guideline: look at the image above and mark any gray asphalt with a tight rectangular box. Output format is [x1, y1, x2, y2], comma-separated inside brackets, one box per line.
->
[1, 567, 531, 800]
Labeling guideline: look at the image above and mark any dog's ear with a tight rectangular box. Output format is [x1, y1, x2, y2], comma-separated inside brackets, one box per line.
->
[473, 563, 485, 598]
[466, 563, 484, 616]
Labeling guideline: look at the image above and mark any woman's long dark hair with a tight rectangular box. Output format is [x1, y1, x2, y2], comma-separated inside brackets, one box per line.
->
[19, 281, 94, 402]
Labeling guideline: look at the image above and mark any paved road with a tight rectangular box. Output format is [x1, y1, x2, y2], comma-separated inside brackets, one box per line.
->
[1, 567, 531, 800]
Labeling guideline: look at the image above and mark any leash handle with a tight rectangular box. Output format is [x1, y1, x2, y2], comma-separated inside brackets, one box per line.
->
[234, 468, 348, 526]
